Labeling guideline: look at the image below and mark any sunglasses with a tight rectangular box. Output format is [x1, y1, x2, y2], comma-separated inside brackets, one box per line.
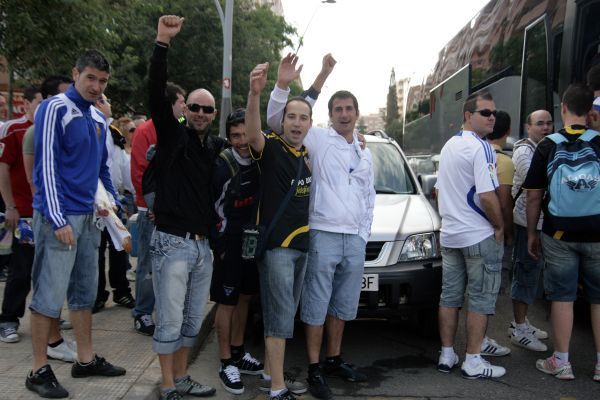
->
[473, 109, 497, 117]
[128, 127, 136, 133]
[187, 104, 215, 114]
[227, 108, 246, 124]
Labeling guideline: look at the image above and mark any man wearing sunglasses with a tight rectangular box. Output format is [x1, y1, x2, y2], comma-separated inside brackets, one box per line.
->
[149, 15, 226, 400]
[436, 92, 507, 380]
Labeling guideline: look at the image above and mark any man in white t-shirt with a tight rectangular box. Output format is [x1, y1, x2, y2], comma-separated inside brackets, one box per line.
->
[435, 92, 506, 379]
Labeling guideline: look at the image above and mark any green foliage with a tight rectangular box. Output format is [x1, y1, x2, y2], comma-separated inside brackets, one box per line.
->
[385, 119, 403, 146]
[356, 117, 367, 134]
[0, 0, 294, 118]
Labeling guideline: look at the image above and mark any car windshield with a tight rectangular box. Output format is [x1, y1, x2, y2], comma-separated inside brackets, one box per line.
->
[367, 142, 416, 194]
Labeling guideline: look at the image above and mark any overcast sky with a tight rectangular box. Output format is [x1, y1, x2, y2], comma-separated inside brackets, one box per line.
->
[279, 0, 489, 125]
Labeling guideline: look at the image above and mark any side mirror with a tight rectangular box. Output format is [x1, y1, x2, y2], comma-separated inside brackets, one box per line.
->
[419, 174, 438, 197]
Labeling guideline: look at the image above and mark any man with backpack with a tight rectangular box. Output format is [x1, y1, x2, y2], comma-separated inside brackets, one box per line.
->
[508, 109, 553, 352]
[524, 84, 600, 381]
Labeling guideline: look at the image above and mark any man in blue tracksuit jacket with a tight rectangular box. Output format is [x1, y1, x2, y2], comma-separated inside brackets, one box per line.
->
[26, 49, 126, 399]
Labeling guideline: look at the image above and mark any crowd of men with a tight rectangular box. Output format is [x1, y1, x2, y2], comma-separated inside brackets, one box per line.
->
[0, 12, 598, 400]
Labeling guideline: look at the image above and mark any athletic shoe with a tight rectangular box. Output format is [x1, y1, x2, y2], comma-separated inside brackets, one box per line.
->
[92, 299, 106, 314]
[160, 389, 183, 400]
[507, 320, 548, 339]
[25, 364, 69, 398]
[234, 352, 263, 375]
[219, 364, 244, 395]
[126, 269, 136, 282]
[535, 355, 575, 380]
[175, 375, 216, 397]
[71, 355, 126, 378]
[134, 314, 155, 336]
[114, 293, 135, 309]
[593, 364, 600, 382]
[438, 352, 459, 373]
[461, 359, 506, 379]
[480, 336, 511, 357]
[510, 330, 547, 352]
[258, 372, 307, 395]
[323, 358, 367, 382]
[269, 390, 296, 400]
[59, 319, 72, 330]
[47, 340, 77, 363]
[0, 325, 19, 343]
[307, 366, 333, 399]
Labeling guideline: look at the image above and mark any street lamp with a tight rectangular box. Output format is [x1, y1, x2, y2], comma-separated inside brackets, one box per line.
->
[294, 0, 336, 54]
[213, 0, 233, 138]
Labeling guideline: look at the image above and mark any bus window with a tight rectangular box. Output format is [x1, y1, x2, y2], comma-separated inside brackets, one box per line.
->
[575, 1, 600, 81]
[521, 17, 550, 129]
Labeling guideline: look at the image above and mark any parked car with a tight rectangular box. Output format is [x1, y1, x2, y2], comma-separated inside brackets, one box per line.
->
[360, 133, 442, 329]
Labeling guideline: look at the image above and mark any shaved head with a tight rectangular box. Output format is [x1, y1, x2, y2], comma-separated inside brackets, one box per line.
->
[184, 88, 217, 133]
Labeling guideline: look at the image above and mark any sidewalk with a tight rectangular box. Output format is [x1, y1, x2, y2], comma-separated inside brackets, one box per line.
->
[0, 280, 216, 400]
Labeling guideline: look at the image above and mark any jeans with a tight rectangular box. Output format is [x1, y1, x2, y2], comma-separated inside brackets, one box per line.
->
[511, 225, 544, 304]
[133, 210, 155, 317]
[0, 238, 34, 326]
[150, 230, 213, 354]
[30, 212, 101, 318]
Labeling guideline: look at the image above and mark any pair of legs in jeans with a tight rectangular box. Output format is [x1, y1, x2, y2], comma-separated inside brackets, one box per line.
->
[132, 210, 155, 325]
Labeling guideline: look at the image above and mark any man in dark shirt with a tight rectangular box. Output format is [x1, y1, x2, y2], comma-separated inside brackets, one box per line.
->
[524, 83, 600, 382]
[245, 63, 312, 400]
[150, 15, 225, 400]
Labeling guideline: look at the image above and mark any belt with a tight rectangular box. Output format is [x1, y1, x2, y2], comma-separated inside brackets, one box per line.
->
[156, 225, 206, 241]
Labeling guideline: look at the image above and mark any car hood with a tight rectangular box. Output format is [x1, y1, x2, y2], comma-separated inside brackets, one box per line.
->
[369, 194, 438, 242]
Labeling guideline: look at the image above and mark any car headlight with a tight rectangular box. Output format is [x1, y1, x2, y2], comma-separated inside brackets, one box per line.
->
[398, 232, 440, 262]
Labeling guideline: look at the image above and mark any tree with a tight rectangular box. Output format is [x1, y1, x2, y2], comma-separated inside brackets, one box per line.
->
[385, 68, 399, 127]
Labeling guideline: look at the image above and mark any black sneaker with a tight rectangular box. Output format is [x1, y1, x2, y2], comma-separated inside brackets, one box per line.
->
[25, 364, 69, 398]
[134, 314, 155, 336]
[234, 352, 264, 375]
[307, 366, 333, 400]
[92, 299, 106, 314]
[160, 389, 183, 400]
[114, 293, 135, 309]
[219, 364, 244, 394]
[71, 354, 126, 378]
[270, 389, 296, 400]
[323, 358, 367, 382]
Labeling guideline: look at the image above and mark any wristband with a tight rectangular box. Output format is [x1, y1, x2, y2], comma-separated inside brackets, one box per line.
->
[5, 206, 16, 211]
[155, 40, 169, 48]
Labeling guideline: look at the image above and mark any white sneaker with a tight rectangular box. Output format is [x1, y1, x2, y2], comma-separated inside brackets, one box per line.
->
[438, 352, 459, 373]
[461, 359, 506, 379]
[0, 326, 19, 343]
[510, 330, 547, 352]
[481, 336, 511, 357]
[47, 340, 77, 363]
[506, 319, 548, 339]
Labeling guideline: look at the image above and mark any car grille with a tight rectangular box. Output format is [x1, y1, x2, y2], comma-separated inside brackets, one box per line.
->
[365, 242, 385, 261]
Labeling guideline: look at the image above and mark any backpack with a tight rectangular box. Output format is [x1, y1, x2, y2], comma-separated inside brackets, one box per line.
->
[546, 129, 600, 232]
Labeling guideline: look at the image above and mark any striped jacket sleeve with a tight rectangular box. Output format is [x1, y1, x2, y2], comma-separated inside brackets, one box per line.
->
[35, 99, 68, 229]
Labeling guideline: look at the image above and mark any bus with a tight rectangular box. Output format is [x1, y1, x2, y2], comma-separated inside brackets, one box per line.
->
[403, 0, 600, 157]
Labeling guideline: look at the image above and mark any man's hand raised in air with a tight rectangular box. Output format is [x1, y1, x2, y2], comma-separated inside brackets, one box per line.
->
[156, 15, 185, 46]
[277, 53, 303, 90]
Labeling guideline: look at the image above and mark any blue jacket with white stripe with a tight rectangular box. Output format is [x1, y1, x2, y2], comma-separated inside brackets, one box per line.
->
[33, 85, 117, 229]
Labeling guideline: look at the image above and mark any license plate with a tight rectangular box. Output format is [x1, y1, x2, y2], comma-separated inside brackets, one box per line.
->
[361, 273, 379, 291]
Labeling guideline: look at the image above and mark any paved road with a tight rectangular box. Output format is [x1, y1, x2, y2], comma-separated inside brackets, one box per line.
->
[188, 292, 599, 400]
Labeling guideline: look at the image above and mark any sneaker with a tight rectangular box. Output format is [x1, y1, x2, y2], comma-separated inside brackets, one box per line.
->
[480, 336, 511, 357]
[269, 389, 296, 400]
[92, 299, 106, 314]
[59, 319, 72, 330]
[510, 330, 547, 352]
[219, 364, 244, 394]
[323, 358, 367, 382]
[438, 352, 459, 373]
[175, 375, 216, 397]
[593, 363, 600, 382]
[71, 354, 126, 378]
[114, 293, 135, 309]
[307, 366, 333, 400]
[0, 325, 20, 343]
[134, 314, 155, 336]
[507, 320, 548, 340]
[258, 372, 307, 395]
[535, 355, 575, 380]
[461, 358, 506, 379]
[47, 340, 77, 363]
[126, 269, 136, 282]
[234, 352, 264, 375]
[25, 364, 69, 398]
[160, 389, 183, 400]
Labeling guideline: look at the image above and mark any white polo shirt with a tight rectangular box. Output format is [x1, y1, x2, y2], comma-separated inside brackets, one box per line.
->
[436, 130, 499, 248]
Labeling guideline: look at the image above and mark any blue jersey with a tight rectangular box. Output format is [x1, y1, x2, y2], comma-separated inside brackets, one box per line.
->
[33, 85, 117, 229]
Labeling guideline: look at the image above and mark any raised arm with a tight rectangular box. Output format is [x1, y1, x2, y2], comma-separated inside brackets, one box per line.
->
[246, 63, 269, 154]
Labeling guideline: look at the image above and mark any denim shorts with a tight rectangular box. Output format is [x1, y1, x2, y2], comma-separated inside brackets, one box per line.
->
[439, 234, 503, 315]
[30, 212, 101, 318]
[258, 247, 307, 338]
[151, 230, 213, 354]
[511, 225, 544, 304]
[301, 230, 366, 325]
[541, 233, 600, 303]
